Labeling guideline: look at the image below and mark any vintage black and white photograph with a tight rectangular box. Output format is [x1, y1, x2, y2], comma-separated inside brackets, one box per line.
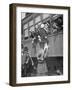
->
[21, 13, 63, 77]
[9, 4, 70, 86]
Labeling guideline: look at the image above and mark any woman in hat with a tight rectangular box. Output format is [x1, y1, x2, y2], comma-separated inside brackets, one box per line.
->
[22, 46, 35, 77]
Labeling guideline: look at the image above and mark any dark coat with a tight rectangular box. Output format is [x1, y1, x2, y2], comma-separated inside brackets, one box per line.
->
[23, 56, 34, 77]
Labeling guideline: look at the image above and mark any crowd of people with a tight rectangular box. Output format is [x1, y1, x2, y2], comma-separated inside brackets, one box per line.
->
[21, 43, 49, 77]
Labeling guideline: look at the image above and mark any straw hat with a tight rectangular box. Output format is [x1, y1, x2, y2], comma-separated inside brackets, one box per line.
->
[40, 23, 45, 28]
